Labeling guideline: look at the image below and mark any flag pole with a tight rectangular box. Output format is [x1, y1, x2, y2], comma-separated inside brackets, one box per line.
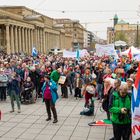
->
[76, 43, 80, 63]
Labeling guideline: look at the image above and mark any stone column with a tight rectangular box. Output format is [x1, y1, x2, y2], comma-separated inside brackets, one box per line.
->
[37, 28, 40, 52]
[28, 29, 31, 54]
[34, 28, 37, 49]
[18, 27, 22, 53]
[43, 30, 46, 53]
[15, 26, 18, 53]
[36, 28, 38, 51]
[40, 29, 43, 53]
[46, 32, 49, 52]
[25, 28, 28, 53]
[47, 32, 49, 52]
[10, 25, 14, 54]
[6, 24, 10, 54]
[31, 29, 33, 54]
[21, 27, 25, 52]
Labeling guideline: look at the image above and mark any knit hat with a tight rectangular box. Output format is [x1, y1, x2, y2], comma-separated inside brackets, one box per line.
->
[127, 78, 134, 83]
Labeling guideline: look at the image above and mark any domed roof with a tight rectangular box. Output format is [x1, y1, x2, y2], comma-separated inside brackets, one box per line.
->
[118, 19, 129, 24]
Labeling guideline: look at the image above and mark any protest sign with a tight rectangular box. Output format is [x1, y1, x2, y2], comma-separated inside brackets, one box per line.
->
[58, 76, 66, 84]
[95, 44, 117, 57]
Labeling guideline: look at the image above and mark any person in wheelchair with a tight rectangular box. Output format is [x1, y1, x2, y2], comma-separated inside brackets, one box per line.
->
[22, 76, 34, 103]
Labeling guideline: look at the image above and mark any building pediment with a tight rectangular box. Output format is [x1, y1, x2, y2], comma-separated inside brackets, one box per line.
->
[0, 15, 10, 19]
[24, 15, 45, 22]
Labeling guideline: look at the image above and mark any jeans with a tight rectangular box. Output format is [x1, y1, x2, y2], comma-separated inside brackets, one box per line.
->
[10, 90, 20, 110]
[45, 99, 57, 120]
[96, 84, 103, 99]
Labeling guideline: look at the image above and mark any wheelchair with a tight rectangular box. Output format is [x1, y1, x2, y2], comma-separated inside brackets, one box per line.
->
[20, 88, 37, 104]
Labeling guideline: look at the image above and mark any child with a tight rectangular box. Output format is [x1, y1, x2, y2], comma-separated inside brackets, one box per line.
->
[74, 73, 83, 99]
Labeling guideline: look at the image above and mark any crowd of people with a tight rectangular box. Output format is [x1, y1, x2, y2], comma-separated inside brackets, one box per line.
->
[0, 52, 138, 139]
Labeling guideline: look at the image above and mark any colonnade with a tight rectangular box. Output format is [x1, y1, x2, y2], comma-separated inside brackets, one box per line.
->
[5, 24, 48, 54]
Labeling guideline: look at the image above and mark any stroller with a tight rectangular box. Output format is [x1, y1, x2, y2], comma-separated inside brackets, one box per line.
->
[20, 78, 37, 104]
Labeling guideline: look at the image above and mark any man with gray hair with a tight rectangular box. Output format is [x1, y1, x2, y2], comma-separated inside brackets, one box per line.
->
[109, 84, 131, 140]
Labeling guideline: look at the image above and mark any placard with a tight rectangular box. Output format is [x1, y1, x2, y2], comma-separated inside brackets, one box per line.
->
[58, 76, 66, 84]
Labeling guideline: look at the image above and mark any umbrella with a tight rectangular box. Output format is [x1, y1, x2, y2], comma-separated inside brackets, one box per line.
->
[115, 40, 127, 47]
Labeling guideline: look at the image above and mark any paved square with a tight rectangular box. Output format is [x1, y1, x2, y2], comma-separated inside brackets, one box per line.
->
[0, 88, 113, 140]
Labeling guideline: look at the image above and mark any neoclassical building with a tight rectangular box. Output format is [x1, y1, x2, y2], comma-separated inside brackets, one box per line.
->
[107, 14, 140, 47]
[54, 19, 84, 49]
[0, 6, 72, 54]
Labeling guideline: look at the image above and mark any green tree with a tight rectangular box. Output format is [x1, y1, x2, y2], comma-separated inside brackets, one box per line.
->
[115, 32, 128, 42]
[134, 34, 140, 48]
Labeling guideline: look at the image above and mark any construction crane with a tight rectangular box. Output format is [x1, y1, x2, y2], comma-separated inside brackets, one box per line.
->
[80, 21, 111, 29]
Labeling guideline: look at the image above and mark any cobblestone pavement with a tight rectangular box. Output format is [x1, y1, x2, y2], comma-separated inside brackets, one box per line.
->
[0, 88, 113, 140]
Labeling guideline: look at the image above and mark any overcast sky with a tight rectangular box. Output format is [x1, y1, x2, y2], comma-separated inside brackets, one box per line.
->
[0, 0, 140, 39]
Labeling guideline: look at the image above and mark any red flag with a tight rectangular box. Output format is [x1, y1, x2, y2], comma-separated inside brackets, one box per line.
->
[128, 48, 132, 60]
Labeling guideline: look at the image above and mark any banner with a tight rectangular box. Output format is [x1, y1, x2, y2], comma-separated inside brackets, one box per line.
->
[132, 63, 140, 140]
[95, 44, 116, 57]
[80, 49, 89, 57]
[63, 50, 76, 58]
[63, 49, 89, 58]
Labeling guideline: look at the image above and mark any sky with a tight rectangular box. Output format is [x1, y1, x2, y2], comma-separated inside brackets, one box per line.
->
[0, 0, 140, 39]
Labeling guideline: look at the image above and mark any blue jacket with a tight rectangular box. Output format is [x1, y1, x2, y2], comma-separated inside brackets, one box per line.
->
[8, 78, 20, 95]
[42, 79, 59, 104]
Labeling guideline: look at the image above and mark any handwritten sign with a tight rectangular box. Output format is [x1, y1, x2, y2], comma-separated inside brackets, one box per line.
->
[58, 76, 66, 84]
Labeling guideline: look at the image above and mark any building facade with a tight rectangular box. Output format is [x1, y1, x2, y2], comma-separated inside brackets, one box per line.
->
[107, 15, 140, 47]
[0, 6, 72, 54]
[54, 19, 84, 49]
[107, 27, 114, 44]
